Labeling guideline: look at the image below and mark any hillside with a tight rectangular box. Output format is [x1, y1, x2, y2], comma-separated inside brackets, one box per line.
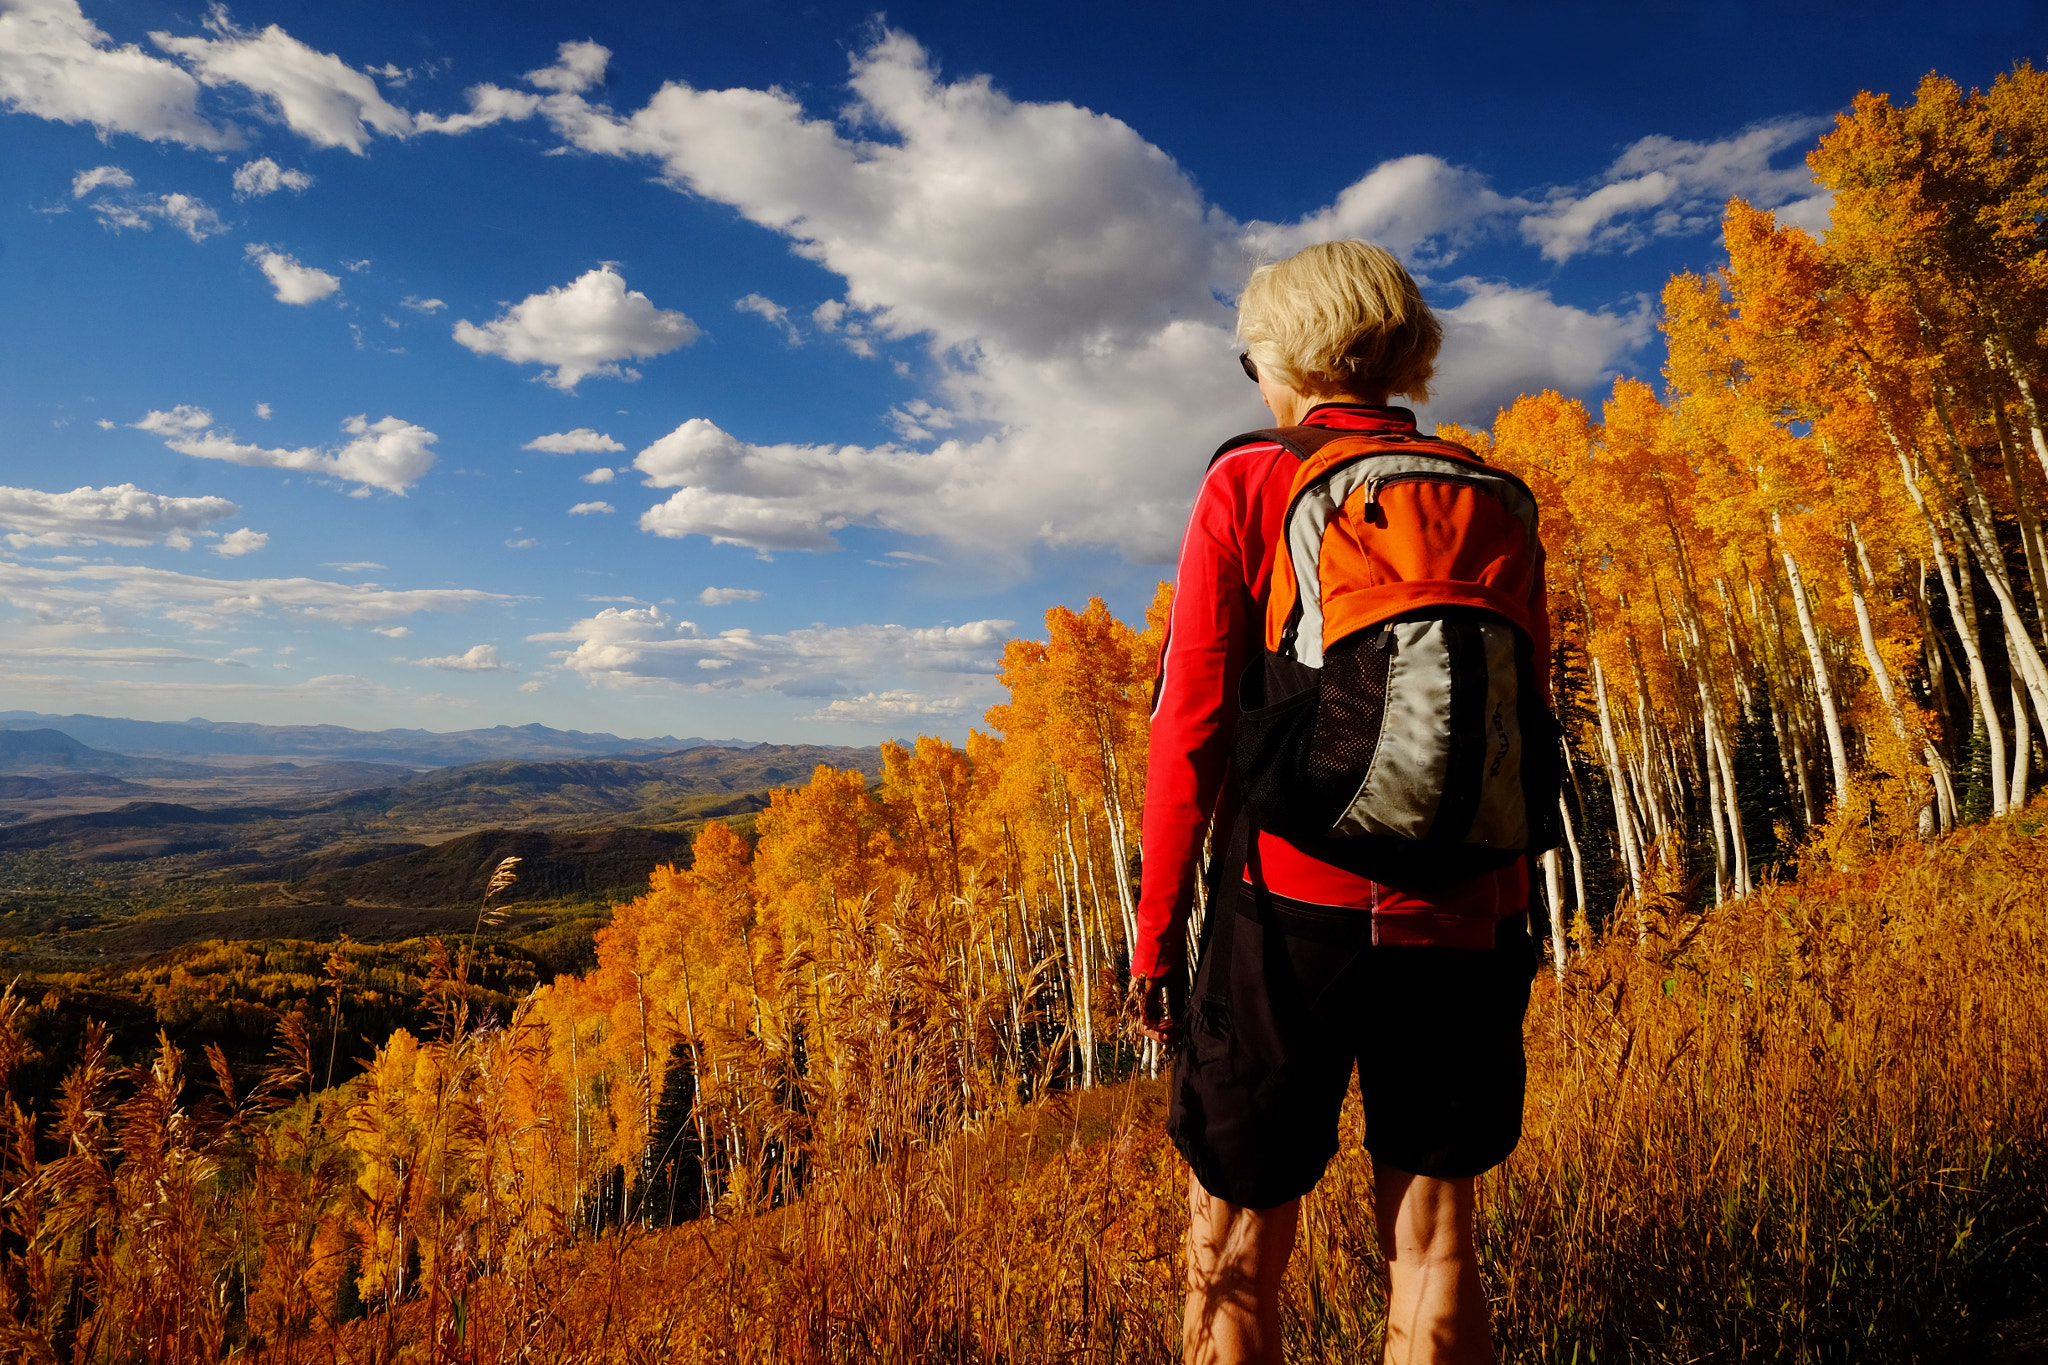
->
[0, 729, 219, 778]
[284, 825, 698, 907]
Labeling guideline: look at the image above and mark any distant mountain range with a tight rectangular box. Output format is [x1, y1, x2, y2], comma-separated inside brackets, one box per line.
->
[0, 712, 752, 767]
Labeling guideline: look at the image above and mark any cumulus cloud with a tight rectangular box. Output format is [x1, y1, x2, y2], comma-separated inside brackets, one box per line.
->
[150, 9, 412, 154]
[0, 0, 238, 148]
[1245, 154, 1530, 263]
[531, 606, 1011, 699]
[213, 527, 267, 556]
[0, 558, 512, 631]
[371, 624, 408, 636]
[452, 266, 699, 391]
[0, 482, 238, 548]
[136, 408, 437, 494]
[697, 586, 763, 605]
[503, 31, 1655, 563]
[400, 295, 445, 313]
[803, 690, 969, 724]
[89, 190, 227, 241]
[567, 500, 614, 515]
[1518, 117, 1831, 262]
[246, 244, 341, 304]
[232, 156, 313, 197]
[70, 164, 131, 196]
[736, 292, 800, 343]
[527, 39, 608, 94]
[579, 467, 616, 484]
[415, 643, 513, 672]
[524, 428, 624, 454]
[1426, 281, 1656, 424]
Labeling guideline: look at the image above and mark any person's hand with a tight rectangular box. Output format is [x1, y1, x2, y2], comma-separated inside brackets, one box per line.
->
[1130, 971, 1185, 1047]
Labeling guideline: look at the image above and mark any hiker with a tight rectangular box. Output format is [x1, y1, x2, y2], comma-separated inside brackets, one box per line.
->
[1131, 240, 1553, 1365]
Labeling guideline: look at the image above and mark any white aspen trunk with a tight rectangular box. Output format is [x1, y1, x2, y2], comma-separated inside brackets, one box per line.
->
[1998, 339, 2048, 486]
[2013, 673, 2035, 810]
[1592, 658, 1646, 899]
[1541, 849, 1567, 977]
[1700, 700, 1728, 905]
[1992, 404, 2048, 645]
[1858, 375, 2012, 811]
[1774, 521, 1853, 806]
[1097, 741, 1141, 952]
[1557, 788, 1588, 919]
[1930, 392, 2048, 752]
[1712, 716, 1750, 899]
[1059, 812, 1095, 1088]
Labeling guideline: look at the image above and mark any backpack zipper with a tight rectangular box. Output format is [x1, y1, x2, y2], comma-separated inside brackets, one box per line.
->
[1360, 467, 1516, 517]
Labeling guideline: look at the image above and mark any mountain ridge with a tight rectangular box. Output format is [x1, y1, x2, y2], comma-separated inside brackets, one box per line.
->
[0, 712, 755, 767]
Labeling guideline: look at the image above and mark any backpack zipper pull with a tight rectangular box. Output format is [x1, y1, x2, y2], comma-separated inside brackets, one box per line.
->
[1374, 624, 1395, 653]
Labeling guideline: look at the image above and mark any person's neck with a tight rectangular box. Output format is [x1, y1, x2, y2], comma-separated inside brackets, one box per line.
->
[1266, 390, 1388, 426]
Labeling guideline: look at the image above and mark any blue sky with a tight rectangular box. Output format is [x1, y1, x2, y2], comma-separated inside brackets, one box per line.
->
[2, 0, 2042, 743]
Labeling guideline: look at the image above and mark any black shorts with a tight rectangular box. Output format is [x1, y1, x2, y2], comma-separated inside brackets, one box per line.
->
[1168, 890, 1541, 1209]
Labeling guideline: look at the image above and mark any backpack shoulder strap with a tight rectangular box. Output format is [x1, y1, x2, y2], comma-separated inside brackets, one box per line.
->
[1208, 424, 1483, 469]
[1208, 425, 1357, 468]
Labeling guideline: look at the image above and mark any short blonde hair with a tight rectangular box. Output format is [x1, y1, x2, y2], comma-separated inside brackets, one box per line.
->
[1237, 240, 1442, 403]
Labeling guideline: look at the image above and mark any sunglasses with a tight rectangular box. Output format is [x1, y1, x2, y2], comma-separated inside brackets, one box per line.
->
[1239, 352, 1259, 383]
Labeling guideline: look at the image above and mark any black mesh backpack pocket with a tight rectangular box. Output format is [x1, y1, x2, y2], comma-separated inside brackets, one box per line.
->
[1234, 650, 1318, 831]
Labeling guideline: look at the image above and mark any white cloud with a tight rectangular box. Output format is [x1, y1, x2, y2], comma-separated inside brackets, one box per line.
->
[580, 467, 616, 484]
[567, 500, 614, 515]
[1518, 117, 1830, 262]
[524, 428, 624, 454]
[803, 690, 969, 724]
[400, 295, 446, 313]
[90, 190, 227, 241]
[372, 624, 409, 637]
[213, 526, 267, 556]
[232, 156, 313, 198]
[1425, 280, 1656, 425]
[0, 558, 512, 631]
[0, 482, 238, 548]
[452, 266, 699, 391]
[697, 586, 762, 605]
[11, 644, 221, 667]
[70, 164, 131, 196]
[415, 643, 513, 672]
[0, 0, 238, 149]
[327, 560, 384, 572]
[151, 10, 412, 154]
[410, 82, 542, 136]
[527, 39, 608, 94]
[255, 402, 272, 418]
[513, 31, 1650, 564]
[247, 244, 341, 304]
[518, 679, 544, 693]
[532, 606, 1012, 699]
[736, 292, 800, 343]
[137, 409, 437, 494]
[1245, 154, 1528, 263]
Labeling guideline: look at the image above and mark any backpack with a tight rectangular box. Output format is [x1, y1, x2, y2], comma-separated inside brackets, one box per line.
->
[1217, 424, 1564, 887]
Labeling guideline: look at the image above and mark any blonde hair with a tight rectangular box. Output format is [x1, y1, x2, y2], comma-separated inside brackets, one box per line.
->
[1237, 240, 1442, 403]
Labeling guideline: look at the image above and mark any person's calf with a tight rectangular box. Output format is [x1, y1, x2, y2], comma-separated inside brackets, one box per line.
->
[1375, 1167, 1494, 1365]
[1183, 1176, 1298, 1365]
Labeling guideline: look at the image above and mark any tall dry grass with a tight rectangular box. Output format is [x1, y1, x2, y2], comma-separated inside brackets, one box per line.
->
[2, 812, 2044, 1362]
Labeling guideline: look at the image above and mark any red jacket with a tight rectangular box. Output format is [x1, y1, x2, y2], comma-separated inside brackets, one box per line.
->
[1131, 404, 1534, 980]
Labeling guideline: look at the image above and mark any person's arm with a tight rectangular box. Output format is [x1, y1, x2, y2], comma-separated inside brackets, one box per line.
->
[1132, 452, 1262, 1039]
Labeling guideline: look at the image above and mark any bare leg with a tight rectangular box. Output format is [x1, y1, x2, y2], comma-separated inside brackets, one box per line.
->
[1375, 1165, 1493, 1365]
[1183, 1174, 1299, 1364]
